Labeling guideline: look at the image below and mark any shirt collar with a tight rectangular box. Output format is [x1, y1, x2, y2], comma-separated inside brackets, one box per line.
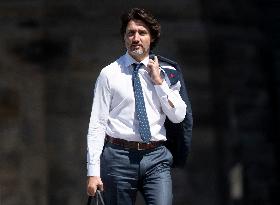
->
[124, 51, 150, 68]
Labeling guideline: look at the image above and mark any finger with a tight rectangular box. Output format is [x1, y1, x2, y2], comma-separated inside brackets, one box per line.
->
[87, 189, 95, 196]
[87, 185, 97, 196]
[147, 61, 153, 70]
[98, 183, 104, 191]
[148, 59, 154, 65]
[154, 55, 158, 64]
[87, 191, 94, 196]
[148, 60, 158, 69]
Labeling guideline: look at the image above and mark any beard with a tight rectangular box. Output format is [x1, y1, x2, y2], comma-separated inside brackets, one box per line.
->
[126, 42, 150, 61]
[131, 49, 144, 55]
[129, 45, 148, 57]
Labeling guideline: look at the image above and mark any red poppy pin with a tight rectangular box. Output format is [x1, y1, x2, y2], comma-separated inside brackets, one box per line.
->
[169, 73, 176, 78]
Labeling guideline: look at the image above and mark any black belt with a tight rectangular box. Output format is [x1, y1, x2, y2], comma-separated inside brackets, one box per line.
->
[105, 135, 164, 150]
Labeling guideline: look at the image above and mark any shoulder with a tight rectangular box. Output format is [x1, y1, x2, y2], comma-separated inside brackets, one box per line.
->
[99, 55, 124, 77]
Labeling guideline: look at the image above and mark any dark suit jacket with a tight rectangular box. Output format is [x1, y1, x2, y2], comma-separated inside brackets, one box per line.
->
[153, 54, 193, 168]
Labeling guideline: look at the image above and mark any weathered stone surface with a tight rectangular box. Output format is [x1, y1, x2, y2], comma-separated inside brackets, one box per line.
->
[0, 68, 47, 205]
[0, 0, 279, 205]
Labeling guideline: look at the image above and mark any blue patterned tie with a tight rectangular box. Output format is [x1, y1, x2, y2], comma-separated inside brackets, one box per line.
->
[132, 63, 151, 143]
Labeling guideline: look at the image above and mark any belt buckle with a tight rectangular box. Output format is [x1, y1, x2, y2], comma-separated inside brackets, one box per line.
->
[137, 142, 145, 150]
[137, 142, 151, 150]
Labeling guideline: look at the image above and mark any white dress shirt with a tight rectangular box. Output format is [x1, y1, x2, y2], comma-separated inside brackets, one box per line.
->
[87, 52, 187, 176]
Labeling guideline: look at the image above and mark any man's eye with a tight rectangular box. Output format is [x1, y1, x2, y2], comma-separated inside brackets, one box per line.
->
[139, 31, 148, 36]
[127, 31, 134, 35]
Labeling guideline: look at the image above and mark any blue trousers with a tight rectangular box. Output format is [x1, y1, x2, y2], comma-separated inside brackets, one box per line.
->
[100, 142, 173, 205]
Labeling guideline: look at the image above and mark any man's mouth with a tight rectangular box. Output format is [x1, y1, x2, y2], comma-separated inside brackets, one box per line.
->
[129, 44, 144, 55]
[131, 44, 141, 49]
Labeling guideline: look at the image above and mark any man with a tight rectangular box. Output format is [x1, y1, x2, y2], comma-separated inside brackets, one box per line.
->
[86, 8, 192, 205]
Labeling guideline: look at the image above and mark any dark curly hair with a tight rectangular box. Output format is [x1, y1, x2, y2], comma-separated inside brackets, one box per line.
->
[120, 8, 161, 50]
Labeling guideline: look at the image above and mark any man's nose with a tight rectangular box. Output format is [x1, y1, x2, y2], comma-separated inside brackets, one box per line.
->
[132, 32, 140, 41]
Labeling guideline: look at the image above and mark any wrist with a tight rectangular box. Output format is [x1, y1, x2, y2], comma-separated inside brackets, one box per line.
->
[88, 176, 99, 179]
[153, 77, 164, 85]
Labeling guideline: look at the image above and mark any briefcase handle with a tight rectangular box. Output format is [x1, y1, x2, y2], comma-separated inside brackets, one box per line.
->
[87, 190, 105, 205]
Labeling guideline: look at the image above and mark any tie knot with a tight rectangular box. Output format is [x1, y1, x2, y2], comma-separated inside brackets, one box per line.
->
[133, 63, 142, 72]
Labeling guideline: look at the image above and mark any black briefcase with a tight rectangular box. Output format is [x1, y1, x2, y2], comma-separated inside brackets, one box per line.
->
[87, 190, 105, 205]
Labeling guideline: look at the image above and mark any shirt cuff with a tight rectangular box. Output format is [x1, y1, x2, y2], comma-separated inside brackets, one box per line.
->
[154, 80, 180, 109]
[154, 80, 170, 99]
[87, 164, 100, 176]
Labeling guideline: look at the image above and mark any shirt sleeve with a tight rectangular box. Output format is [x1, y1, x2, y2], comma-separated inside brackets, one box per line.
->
[87, 70, 111, 176]
[154, 78, 187, 123]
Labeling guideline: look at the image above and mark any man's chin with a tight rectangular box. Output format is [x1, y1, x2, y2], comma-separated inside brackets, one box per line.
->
[131, 50, 144, 56]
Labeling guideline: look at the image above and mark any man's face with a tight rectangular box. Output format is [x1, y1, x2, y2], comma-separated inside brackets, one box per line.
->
[124, 19, 153, 61]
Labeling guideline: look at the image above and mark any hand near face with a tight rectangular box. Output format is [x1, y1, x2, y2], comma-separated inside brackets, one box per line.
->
[147, 56, 163, 85]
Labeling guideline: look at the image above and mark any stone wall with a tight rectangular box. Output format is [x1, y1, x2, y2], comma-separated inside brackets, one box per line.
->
[200, 0, 280, 204]
[0, 0, 279, 205]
